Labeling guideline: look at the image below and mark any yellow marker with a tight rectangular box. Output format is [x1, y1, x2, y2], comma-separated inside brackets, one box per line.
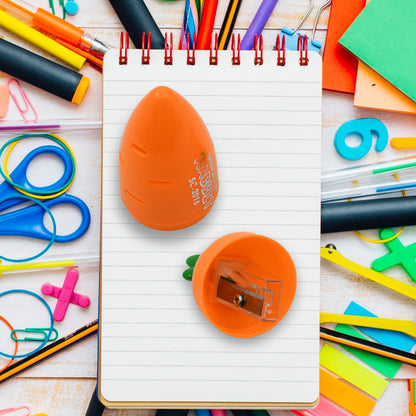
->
[320, 246, 416, 300]
[391, 137, 416, 149]
[321, 312, 416, 338]
[0, 9, 85, 69]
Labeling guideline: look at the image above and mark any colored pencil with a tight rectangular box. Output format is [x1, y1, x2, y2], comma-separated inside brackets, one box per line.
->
[320, 326, 416, 367]
[180, 0, 204, 49]
[196, 0, 219, 49]
[240, 0, 279, 50]
[218, 0, 243, 50]
[0, 319, 98, 383]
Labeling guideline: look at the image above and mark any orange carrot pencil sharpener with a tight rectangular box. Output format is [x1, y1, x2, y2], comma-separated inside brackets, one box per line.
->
[184, 232, 297, 338]
[119, 86, 219, 230]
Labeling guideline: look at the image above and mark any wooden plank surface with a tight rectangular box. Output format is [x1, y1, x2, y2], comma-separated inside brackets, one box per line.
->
[0, 0, 416, 414]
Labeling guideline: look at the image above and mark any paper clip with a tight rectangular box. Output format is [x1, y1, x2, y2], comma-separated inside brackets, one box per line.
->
[10, 328, 58, 342]
[0, 407, 30, 416]
[7, 79, 38, 122]
[48, 0, 66, 19]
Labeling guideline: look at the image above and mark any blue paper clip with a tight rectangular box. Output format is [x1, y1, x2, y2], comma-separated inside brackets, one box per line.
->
[280, 0, 332, 53]
[11, 327, 59, 342]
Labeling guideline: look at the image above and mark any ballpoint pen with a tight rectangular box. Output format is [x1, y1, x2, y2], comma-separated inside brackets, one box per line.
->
[0, 0, 110, 56]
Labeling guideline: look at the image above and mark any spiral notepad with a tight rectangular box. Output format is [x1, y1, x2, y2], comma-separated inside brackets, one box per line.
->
[100, 40, 322, 408]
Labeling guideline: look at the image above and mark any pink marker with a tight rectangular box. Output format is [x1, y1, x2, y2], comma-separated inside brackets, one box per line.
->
[41, 269, 90, 322]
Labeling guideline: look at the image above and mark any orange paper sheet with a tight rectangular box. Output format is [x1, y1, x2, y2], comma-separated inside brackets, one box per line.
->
[354, 62, 416, 114]
[322, 0, 366, 94]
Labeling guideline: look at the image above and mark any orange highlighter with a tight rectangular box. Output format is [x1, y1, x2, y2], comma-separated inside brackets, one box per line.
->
[0, 0, 109, 56]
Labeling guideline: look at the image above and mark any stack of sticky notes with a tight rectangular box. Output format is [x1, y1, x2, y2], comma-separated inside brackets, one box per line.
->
[323, 0, 416, 115]
[319, 301, 416, 416]
[340, 0, 416, 114]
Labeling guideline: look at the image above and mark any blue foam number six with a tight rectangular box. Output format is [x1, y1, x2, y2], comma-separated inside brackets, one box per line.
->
[334, 118, 389, 161]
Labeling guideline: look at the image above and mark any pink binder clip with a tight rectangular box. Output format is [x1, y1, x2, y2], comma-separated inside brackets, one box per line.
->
[41, 269, 90, 322]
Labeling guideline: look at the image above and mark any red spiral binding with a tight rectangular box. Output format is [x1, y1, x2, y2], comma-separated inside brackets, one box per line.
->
[164, 32, 173, 65]
[253, 34, 263, 65]
[118, 32, 308, 67]
[231, 33, 241, 65]
[276, 34, 286, 66]
[141, 32, 151, 65]
[209, 33, 218, 65]
[297, 34, 309, 66]
[187, 33, 196, 65]
[119, 32, 129, 65]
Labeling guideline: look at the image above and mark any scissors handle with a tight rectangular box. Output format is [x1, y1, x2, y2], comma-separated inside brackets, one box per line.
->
[0, 194, 91, 243]
[0, 145, 73, 212]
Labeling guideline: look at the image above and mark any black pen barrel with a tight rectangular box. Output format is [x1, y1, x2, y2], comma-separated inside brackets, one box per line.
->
[321, 196, 416, 233]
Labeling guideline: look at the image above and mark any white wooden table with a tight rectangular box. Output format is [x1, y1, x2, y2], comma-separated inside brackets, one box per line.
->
[0, 0, 415, 414]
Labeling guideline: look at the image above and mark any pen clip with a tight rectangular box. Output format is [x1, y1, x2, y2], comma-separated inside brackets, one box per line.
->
[320, 244, 416, 300]
[7, 79, 38, 122]
[0, 407, 30, 416]
[10, 328, 58, 342]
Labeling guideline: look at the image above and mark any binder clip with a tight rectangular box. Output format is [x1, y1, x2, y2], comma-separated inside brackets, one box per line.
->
[183, 232, 297, 338]
[279, 0, 332, 53]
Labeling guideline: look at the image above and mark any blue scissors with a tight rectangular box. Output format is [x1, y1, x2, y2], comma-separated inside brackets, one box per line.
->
[0, 145, 90, 243]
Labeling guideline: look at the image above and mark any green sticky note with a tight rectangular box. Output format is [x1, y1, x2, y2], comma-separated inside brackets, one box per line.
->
[340, 0, 416, 103]
[320, 343, 389, 399]
[335, 324, 401, 379]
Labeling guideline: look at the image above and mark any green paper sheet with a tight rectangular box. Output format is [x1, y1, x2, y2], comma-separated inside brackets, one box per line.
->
[340, 0, 416, 103]
[335, 324, 401, 379]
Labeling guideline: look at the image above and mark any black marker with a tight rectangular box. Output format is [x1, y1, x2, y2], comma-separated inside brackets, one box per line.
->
[108, 0, 165, 49]
[321, 196, 416, 233]
[0, 38, 90, 104]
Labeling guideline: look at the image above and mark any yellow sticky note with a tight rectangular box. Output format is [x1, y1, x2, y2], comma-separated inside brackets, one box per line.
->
[320, 343, 389, 399]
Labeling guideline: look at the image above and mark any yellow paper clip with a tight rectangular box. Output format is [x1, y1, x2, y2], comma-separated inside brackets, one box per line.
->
[320, 312, 416, 338]
[320, 245, 416, 300]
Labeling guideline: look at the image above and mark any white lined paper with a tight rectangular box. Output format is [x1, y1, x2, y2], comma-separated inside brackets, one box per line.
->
[100, 48, 321, 407]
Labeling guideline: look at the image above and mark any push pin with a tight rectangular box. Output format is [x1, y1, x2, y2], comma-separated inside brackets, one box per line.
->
[41, 269, 90, 322]
[65, 0, 79, 16]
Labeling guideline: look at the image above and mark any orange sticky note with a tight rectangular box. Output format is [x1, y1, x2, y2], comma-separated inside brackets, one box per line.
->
[0, 84, 9, 118]
[322, 0, 366, 94]
[320, 368, 377, 416]
[354, 62, 416, 114]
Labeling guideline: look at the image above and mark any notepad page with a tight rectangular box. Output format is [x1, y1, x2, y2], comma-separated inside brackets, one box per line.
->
[100, 49, 321, 406]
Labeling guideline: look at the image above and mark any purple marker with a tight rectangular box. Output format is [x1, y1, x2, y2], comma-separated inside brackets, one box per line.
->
[240, 0, 279, 50]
